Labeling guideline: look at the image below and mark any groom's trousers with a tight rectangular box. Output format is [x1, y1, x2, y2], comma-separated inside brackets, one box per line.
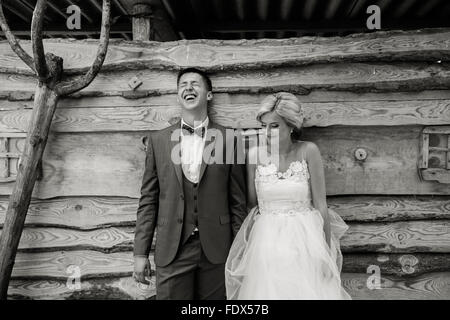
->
[155, 231, 226, 300]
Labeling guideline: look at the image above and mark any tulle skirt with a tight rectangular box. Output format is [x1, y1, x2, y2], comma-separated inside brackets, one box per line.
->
[225, 206, 351, 300]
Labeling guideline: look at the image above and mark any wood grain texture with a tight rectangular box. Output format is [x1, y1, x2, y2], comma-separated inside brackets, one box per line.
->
[0, 62, 449, 98]
[0, 219, 447, 256]
[0, 227, 134, 253]
[0, 197, 137, 229]
[342, 272, 450, 300]
[343, 253, 450, 277]
[7, 271, 450, 300]
[1, 196, 448, 229]
[0, 29, 449, 74]
[341, 220, 450, 253]
[10, 250, 155, 280]
[1, 96, 449, 132]
[0, 126, 448, 198]
[8, 277, 155, 300]
[330, 195, 450, 222]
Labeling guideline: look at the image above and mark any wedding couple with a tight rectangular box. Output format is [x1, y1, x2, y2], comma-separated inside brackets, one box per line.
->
[133, 68, 351, 300]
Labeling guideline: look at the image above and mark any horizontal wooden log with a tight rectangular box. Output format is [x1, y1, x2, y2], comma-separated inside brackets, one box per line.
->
[341, 220, 450, 253]
[11, 250, 155, 280]
[330, 195, 450, 222]
[1, 196, 448, 229]
[0, 126, 448, 198]
[0, 62, 449, 99]
[0, 197, 137, 229]
[8, 271, 450, 300]
[0, 227, 134, 253]
[0, 219, 447, 256]
[342, 272, 450, 300]
[342, 253, 450, 277]
[1, 94, 449, 132]
[8, 277, 155, 300]
[0, 29, 449, 74]
[4, 89, 450, 106]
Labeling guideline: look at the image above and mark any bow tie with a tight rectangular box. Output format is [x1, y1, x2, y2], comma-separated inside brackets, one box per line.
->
[182, 123, 206, 138]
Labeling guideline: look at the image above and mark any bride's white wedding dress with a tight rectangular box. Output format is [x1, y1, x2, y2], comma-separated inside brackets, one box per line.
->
[225, 159, 351, 300]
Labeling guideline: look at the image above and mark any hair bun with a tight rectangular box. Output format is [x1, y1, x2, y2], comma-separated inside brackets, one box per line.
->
[257, 92, 304, 130]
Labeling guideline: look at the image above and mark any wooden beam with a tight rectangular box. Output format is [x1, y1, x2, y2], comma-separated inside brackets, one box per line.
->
[417, 0, 441, 17]
[187, 19, 450, 33]
[132, 3, 152, 41]
[303, 0, 317, 20]
[9, 276, 155, 299]
[257, 0, 269, 21]
[280, 0, 294, 20]
[0, 29, 449, 75]
[1, 195, 448, 229]
[325, 0, 342, 19]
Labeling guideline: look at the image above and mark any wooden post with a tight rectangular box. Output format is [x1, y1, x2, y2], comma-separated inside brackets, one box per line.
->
[132, 3, 152, 41]
[0, 0, 111, 299]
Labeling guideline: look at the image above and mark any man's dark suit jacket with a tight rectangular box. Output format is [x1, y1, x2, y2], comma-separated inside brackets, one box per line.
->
[134, 120, 247, 267]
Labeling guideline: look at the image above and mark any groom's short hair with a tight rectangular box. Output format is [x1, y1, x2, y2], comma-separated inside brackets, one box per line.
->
[177, 68, 212, 92]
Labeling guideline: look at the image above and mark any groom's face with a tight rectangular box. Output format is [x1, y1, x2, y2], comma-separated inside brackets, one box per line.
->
[177, 72, 212, 112]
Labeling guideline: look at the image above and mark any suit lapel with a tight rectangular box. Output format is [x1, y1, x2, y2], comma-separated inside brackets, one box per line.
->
[169, 121, 183, 188]
[198, 121, 218, 183]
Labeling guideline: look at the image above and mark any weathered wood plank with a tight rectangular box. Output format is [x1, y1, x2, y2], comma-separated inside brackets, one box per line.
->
[342, 221, 450, 253]
[331, 196, 450, 222]
[0, 197, 137, 229]
[8, 277, 155, 300]
[0, 126, 448, 198]
[1, 196, 448, 229]
[5, 89, 450, 106]
[342, 272, 450, 300]
[1, 97, 449, 132]
[303, 126, 450, 195]
[0, 227, 134, 253]
[8, 271, 450, 300]
[11, 250, 155, 280]
[342, 253, 450, 277]
[0, 29, 449, 74]
[0, 63, 449, 98]
[0, 219, 447, 256]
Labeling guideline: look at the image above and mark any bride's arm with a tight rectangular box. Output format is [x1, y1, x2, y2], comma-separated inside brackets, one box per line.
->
[305, 142, 331, 248]
[246, 146, 258, 210]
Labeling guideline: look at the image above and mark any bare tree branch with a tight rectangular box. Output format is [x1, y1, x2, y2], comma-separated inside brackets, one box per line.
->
[0, 0, 35, 73]
[31, 0, 48, 80]
[56, 0, 111, 96]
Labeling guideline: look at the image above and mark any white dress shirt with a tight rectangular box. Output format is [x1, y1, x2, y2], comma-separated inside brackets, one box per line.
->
[180, 117, 209, 184]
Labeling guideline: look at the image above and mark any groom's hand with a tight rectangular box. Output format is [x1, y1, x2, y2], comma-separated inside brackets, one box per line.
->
[133, 256, 152, 284]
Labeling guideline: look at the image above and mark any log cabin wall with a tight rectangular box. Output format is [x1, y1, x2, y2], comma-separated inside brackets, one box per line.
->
[0, 28, 449, 299]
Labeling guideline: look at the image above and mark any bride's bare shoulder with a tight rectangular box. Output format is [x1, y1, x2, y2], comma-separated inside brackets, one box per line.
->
[293, 140, 321, 161]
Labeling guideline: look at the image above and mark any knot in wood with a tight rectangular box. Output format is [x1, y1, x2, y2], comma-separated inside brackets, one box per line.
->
[45, 53, 64, 85]
[30, 135, 42, 147]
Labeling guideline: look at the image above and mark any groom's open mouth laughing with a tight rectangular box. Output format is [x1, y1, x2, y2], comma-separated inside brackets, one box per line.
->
[183, 91, 198, 102]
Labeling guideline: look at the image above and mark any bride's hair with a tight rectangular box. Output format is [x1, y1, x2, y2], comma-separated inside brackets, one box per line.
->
[256, 92, 304, 140]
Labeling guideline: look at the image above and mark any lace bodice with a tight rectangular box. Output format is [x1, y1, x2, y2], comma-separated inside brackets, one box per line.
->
[255, 159, 313, 215]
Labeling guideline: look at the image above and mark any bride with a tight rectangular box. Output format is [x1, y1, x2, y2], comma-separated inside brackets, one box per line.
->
[225, 92, 351, 300]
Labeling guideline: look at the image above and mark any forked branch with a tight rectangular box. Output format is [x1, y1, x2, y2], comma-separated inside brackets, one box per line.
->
[0, 0, 35, 73]
[31, 0, 49, 80]
[56, 0, 111, 96]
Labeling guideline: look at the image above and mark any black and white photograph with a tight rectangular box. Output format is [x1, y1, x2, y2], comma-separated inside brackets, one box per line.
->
[0, 0, 449, 304]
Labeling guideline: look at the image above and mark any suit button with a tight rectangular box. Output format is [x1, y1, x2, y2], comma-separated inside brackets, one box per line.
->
[180, 194, 184, 200]
[177, 218, 183, 224]
[193, 183, 198, 188]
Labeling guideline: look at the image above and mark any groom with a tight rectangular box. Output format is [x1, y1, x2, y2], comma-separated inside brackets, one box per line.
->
[133, 68, 247, 299]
